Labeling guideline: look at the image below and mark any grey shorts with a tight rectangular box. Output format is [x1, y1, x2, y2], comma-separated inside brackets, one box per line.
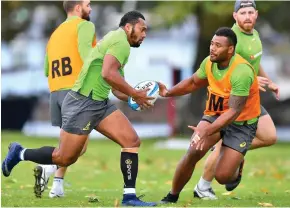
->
[50, 90, 70, 127]
[202, 115, 258, 155]
[260, 105, 269, 117]
[61, 91, 117, 135]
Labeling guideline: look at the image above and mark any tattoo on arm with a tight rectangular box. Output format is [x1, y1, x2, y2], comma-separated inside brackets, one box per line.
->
[229, 95, 248, 113]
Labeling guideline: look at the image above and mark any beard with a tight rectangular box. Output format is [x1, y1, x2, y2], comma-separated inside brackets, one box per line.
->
[210, 56, 218, 63]
[81, 9, 90, 21]
[130, 27, 141, 48]
[210, 56, 222, 63]
[237, 19, 255, 32]
[210, 52, 228, 63]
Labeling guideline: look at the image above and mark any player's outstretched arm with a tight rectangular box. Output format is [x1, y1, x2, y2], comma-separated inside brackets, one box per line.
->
[206, 95, 248, 136]
[160, 73, 208, 97]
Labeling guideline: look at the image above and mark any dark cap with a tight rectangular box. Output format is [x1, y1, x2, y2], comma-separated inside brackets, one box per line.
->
[234, 0, 256, 12]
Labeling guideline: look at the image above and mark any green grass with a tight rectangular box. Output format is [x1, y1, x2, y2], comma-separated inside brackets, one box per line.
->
[1, 131, 290, 207]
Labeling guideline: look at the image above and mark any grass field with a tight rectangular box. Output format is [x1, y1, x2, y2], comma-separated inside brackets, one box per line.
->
[1, 131, 290, 207]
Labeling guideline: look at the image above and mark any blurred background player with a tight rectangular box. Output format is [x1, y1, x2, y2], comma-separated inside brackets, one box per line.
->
[193, 0, 280, 200]
[159, 27, 261, 203]
[2, 10, 157, 207]
[33, 0, 96, 198]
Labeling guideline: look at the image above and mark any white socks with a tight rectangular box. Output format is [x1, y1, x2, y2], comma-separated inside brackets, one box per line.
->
[46, 165, 58, 178]
[124, 188, 136, 195]
[19, 149, 27, 160]
[41, 165, 58, 178]
[197, 177, 212, 191]
[53, 177, 64, 186]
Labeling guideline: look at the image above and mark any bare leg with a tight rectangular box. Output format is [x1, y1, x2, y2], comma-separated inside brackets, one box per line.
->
[96, 110, 156, 206]
[193, 140, 222, 200]
[54, 138, 89, 178]
[203, 140, 222, 181]
[96, 110, 140, 148]
[47, 137, 90, 198]
[195, 114, 276, 197]
[51, 129, 88, 167]
[215, 146, 244, 184]
[250, 114, 277, 149]
[170, 121, 221, 195]
[28, 129, 88, 197]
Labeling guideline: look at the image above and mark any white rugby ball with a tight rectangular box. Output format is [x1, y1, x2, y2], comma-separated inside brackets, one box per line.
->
[128, 80, 159, 111]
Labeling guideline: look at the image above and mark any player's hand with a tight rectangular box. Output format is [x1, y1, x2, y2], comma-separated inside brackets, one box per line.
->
[268, 82, 280, 100]
[257, 76, 270, 92]
[132, 88, 155, 109]
[188, 125, 208, 151]
[157, 82, 169, 97]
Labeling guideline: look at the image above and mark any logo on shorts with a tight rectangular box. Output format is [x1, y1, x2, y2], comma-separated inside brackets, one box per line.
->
[82, 121, 91, 131]
[240, 142, 246, 148]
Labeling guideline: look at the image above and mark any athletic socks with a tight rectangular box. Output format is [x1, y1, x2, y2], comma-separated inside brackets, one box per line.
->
[23, 147, 55, 164]
[121, 151, 138, 194]
[197, 176, 212, 191]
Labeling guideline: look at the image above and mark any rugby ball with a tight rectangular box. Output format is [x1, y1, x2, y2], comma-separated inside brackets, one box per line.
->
[128, 80, 159, 111]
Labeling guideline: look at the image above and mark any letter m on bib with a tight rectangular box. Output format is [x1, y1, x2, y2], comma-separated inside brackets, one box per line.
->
[208, 94, 224, 111]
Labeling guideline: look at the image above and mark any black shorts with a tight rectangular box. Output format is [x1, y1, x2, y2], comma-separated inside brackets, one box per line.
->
[260, 105, 269, 117]
[202, 115, 258, 155]
[61, 91, 117, 135]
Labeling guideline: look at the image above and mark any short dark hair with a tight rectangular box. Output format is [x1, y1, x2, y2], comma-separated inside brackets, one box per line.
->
[119, 11, 145, 27]
[63, 1, 82, 13]
[215, 27, 237, 48]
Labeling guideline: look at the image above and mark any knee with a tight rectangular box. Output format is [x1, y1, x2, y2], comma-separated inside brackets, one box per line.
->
[57, 155, 78, 167]
[215, 170, 232, 185]
[123, 134, 141, 148]
[63, 155, 78, 166]
[256, 117, 277, 147]
[267, 134, 277, 146]
[185, 147, 204, 164]
[259, 133, 277, 147]
[131, 137, 141, 148]
[79, 145, 87, 156]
